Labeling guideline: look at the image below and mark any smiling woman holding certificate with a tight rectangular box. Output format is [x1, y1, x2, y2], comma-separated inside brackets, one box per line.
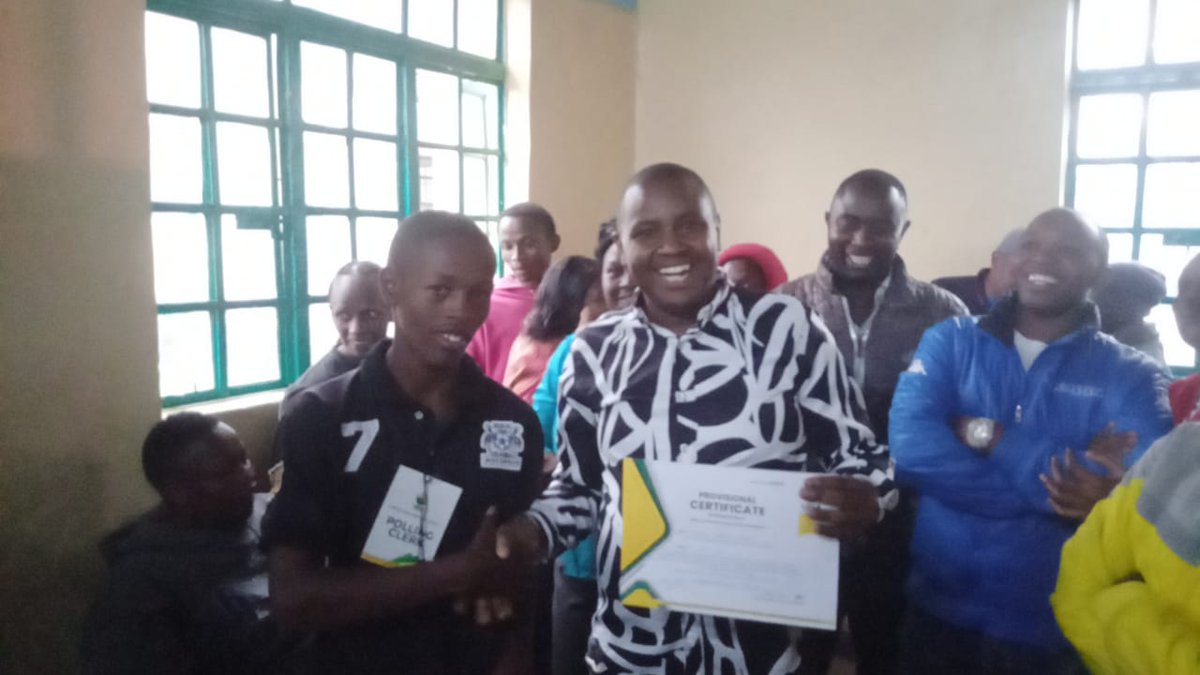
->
[496, 163, 897, 674]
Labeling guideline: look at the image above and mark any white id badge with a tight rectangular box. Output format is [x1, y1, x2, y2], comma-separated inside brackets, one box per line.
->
[361, 466, 462, 567]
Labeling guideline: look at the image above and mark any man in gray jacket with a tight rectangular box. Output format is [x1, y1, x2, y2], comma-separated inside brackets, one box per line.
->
[778, 169, 966, 675]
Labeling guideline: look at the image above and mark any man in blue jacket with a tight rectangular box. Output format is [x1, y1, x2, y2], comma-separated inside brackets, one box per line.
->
[889, 208, 1172, 674]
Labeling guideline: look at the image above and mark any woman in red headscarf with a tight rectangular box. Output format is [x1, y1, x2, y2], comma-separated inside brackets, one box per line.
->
[717, 242, 789, 294]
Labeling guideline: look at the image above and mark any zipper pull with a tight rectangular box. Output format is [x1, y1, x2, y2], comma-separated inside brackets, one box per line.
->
[1014, 404, 1023, 424]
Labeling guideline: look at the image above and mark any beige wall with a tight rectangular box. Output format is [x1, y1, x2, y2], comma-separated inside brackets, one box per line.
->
[521, 0, 637, 256]
[635, 0, 1071, 282]
[0, 1, 160, 671]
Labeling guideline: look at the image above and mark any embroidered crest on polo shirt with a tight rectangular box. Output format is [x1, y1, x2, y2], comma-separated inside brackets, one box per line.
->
[480, 420, 524, 472]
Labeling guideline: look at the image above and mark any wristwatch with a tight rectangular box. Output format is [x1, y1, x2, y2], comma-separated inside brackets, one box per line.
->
[964, 417, 995, 450]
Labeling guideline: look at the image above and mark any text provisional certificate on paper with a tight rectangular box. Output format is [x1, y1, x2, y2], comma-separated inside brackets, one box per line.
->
[619, 458, 840, 630]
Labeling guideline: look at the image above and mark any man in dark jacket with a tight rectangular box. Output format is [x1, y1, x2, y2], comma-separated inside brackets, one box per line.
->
[279, 260, 388, 420]
[82, 413, 302, 675]
[932, 229, 1024, 315]
[890, 208, 1173, 674]
[1094, 261, 1167, 366]
[777, 169, 966, 675]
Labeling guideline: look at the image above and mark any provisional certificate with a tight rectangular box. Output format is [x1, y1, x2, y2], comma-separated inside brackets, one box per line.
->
[619, 458, 839, 630]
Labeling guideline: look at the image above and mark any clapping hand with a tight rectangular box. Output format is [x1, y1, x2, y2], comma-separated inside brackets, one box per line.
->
[1039, 423, 1136, 520]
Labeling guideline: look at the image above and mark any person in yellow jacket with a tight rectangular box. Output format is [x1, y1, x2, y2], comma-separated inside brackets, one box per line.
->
[1052, 421, 1200, 674]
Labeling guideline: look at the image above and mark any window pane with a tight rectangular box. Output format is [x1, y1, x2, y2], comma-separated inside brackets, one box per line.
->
[416, 70, 459, 145]
[1107, 232, 1134, 263]
[353, 138, 399, 211]
[1076, 94, 1143, 159]
[1138, 233, 1200, 296]
[145, 13, 200, 108]
[221, 215, 277, 301]
[462, 80, 499, 150]
[225, 308, 280, 386]
[1151, 303, 1194, 368]
[1146, 90, 1200, 157]
[478, 219, 500, 262]
[306, 215, 353, 295]
[1143, 162, 1200, 229]
[418, 148, 461, 212]
[294, 0, 402, 33]
[211, 28, 270, 118]
[151, 212, 209, 304]
[463, 153, 499, 216]
[356, 217, 398, 265]
[353, 54, 397, 135]
[308, 302, 339, 365]
[149, 114, 204, 204]
[217, 122, 274, 206]
[302, 42, 348, 128]
[457, 0, 498, 59]
[1076, 0, 1150, 70]
[1073, 163, 1138, 229]
[1154, 0, 1200, 65]
[408, 0, 454, 47]
[487, 155, 499, 215]
[304, 132, 351, 207]
[158, 312, 214, 397]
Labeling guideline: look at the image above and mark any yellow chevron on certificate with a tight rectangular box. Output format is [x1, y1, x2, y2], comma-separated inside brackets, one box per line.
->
[619, 458, 839, 630]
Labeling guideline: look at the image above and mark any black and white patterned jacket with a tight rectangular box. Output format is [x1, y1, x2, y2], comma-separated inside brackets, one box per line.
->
[528, 281, 896, 674]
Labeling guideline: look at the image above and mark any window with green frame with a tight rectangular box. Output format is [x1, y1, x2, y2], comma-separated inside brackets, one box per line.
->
[146, 0, 504, 406]
[1066, 0, 1200, 373]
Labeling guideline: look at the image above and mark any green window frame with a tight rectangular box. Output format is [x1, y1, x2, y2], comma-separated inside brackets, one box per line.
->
[1065, 0, 1200, 374]
[147, 0, 505, 406]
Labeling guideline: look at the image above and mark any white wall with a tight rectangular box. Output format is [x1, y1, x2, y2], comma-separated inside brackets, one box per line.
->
[635, 0, 1071, 281]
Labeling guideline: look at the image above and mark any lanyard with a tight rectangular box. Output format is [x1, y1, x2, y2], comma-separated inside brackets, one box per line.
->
[416, 472, 433, 561]
[838, 276, 891, 387]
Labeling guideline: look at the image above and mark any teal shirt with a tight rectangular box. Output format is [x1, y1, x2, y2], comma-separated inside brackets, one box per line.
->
[532, 334, 596, 580]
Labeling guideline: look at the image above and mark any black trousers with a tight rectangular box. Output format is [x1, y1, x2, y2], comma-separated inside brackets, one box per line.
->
[550, 560, 598, 675]
[897, 607, 1087, 675]
[799, 497, 912, 675]
[549, 557, 600, 672]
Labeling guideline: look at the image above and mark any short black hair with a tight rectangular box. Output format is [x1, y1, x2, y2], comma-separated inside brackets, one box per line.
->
[622, 163, 721, 224]
[594, 219, 618, 261]
[833, 169, 908, 208]
[1028, 207, 1109, 264]
[387, 210, 494, 273]
[328, 260, 382, 296]
[524, 256, 601, 342]
[142, 412, 220, 492]
[500, 202, 557, 238]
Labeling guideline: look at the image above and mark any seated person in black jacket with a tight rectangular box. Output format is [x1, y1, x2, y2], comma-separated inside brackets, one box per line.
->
[82, 413, 304, 675]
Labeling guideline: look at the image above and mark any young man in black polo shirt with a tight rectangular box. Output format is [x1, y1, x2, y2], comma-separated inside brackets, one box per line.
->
[264, 211, 544, 674]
